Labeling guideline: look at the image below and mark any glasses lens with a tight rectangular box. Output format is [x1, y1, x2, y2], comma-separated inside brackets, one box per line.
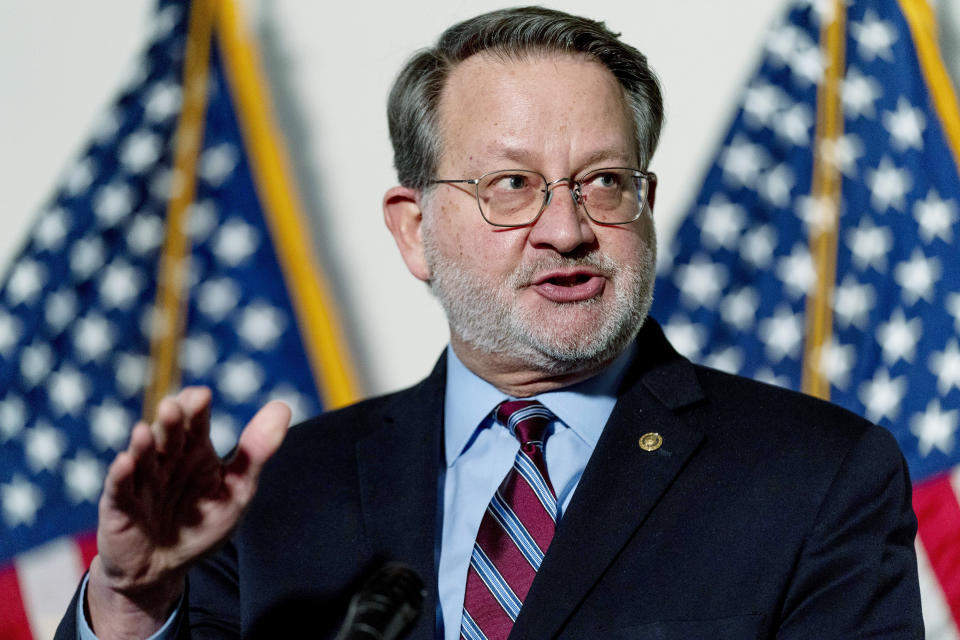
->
[477, 170, 546, 226]
[579, 168, 646, 223]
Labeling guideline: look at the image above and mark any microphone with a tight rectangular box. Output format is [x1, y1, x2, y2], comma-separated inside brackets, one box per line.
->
[334, 562, 426, 640]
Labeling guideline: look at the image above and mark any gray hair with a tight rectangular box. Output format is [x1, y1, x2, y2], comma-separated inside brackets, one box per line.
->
[387, 6, 664, 190]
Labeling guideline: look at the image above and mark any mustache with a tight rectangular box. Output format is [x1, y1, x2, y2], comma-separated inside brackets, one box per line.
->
[508, 252, 619, 288]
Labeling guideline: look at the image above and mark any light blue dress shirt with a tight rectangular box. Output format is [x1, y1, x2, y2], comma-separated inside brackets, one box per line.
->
[78, 343, 634, 639]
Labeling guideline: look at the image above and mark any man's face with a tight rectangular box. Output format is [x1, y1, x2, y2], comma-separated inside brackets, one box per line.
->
[421, 53, 656, 375]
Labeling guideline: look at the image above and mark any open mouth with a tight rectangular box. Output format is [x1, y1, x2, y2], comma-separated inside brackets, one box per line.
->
[531, 271, 606, 302]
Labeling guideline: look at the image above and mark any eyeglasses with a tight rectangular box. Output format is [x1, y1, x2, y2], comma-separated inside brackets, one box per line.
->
[431, 167, 656, 228]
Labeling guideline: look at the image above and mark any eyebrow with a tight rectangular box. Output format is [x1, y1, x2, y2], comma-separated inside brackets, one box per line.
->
[480, 144, 634, 169]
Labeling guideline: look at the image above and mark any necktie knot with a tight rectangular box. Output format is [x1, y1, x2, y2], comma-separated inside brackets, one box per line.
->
[496, 399, 554, 452]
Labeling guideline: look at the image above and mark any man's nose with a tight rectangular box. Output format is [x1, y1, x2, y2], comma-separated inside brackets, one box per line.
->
[527, 180, 596, 253]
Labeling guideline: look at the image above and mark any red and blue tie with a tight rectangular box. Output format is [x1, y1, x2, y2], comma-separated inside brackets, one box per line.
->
[460, 400, 557, 640]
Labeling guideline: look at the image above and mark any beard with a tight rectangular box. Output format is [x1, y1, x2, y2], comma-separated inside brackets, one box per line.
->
[421, 221, 657, 376]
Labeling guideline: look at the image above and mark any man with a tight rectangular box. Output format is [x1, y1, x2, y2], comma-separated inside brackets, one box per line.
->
[59, 7, 923, 639]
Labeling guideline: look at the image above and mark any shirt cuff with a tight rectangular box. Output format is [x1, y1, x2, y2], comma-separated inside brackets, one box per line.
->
[77, 573, 184, 640]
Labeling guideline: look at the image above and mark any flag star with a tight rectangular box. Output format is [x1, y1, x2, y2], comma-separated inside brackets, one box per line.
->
[877, 308, 922, 365]
[833, 276, 876, 330]
[663, 315, 707, 358]
[0, 310, 22, 356]
[24, 422, 67, 472]
[930, 339, 960, 396]
[894, 249, 940, 305]
[41, 289, 76, 337]
[100, 260, 144, 310]
[910, 400, 958, 457]
[882, 97, 926, 151]
[115, 352, 149, 397]
[798, 0, 838, 25]
[866, 156, 912, 212]
[674, 255, 728, 309]
[7, 259, 47, 305]
[845, 218, 893, 272]
[144, 81, 182, 122]
[127, 214, 165, 255]
[851, 9, 898, 62]
[197, 278, 241, 322]
[949, 293, 960, 333]
[766, 24, 801, 67]
[187, 200, 218, 242]
[90, 400, 133, 450]
[237, 302, 287, 351]
[843, 67, 882, 119]
[740, 224, 778, 269]
[63, 157, 96, 196]
[759, 163, 795, 207]
[819, 134, 863, 176]
[153, 4, 182, 38]
[758, 305, 804, 362]
[719, 135, 769, 188]
[70, 236, 107, 281]
[63, 452, 105, 504]
[199, 143, 239, 187]
[266, 385, 314, 424]
[773, 102, 813, 145]
[180, 333, 219, 378]
[0, 396, 27, 441]
[704, 346, 744, 375]
[209, 412, 239, 457]
[93, 181, 135, 227]
[34, 208, 70, 251]
[815, 338, 856, 391]
[217, 357, 265, 404]
[754, 367, 793, 389]
[120, 130, 163, 174]
[73, 313, 116, 362]
[789, 38, 824, 85]
[721, 286, 760, 331]
[913, 189, 957, 244]
[698, 195, 746, 250]
[20, 341, 54, 388]
[797, 194, 838, 235]
[1, 474, 43, 528]
[92, 107, 121, 145]
[212, 219, 259, 267]
[742, 82, 786, 128]
[859, 368, 907, 422]
[48, 365, 90, 416]
[776, 244, 814, 299]
[149, 167, 185, 201]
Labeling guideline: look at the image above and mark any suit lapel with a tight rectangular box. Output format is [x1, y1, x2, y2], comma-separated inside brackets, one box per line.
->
[355, 356, 446, 640]
[511, 321, 707, 639]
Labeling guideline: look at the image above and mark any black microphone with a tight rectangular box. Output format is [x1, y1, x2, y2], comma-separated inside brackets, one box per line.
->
[334, 562, 426, 640]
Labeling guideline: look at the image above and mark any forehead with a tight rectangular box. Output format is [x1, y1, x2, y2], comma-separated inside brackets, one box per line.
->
[436, 52, 635, 170]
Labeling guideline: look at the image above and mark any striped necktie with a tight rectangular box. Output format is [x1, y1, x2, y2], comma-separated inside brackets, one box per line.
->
[460, 400, 557, 640]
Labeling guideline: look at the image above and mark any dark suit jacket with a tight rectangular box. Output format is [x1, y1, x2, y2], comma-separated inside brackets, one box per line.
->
[58, 319, 923, 639]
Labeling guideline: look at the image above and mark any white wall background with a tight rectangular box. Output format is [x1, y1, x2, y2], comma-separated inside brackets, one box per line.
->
[1, 0, 958, 397]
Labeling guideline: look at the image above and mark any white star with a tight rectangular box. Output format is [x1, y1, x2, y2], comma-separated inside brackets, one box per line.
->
[144, 81, 182, 123]
[843, 67, 882, 119]
[180, 333, 219, 378]
[766, 24, 802, 67]
[149, 167, 185, 201]
[773, 102, 813, 146]
[913, 189, 957, 244]
[90, 400, 133, 450]
[210, 412, 239, 457]
[930, 338, 960, 396]
[833, 276, 876, 330]
[24, 422, 66, 472]
[73, 313, 115, 362]
[237, 302, 287, 351]
[92, 107, 121, 145]
[0, 396, 27, 441]
[818, 134, 863, 176]
[19, 341, 54, 388]
[797, 194, 838, 235]
[704, 346, 744, 375]
[698, 195, 746, 250]
[34, 208, 70, 251]
[70, 236, 106, 282]
[115, 352, 149, 397]
[1, 474, 43, 528]
[93, 181, 134, 227]
[674, 255, 728, 309]
[48, 365, 90, 417]
[851, 9, 898, 62]
[759, 164, 795, 207]
[663, 315, 707, 359]
[815, 338, 856, 391]
[866, 156, 912, 212]
[100, 260, 144, 310]
[877, 308, 922, 365]
[789, 37, 824, 86]
[758, 305, 804, 362]
[120, 130, 162, 174]
[845, 217, 893, 272]
[776, 244, 814, 299]
[859, 368, 907, 422]
[7, 259, 46, 305]
[63, 158, 96, 196]
[199, 144, 239, 187]
[721, 286, 760, 331]
[883, 97, 926, 151]
[950, 293, 960, 333]
[0, 310, 22, 356]
[217, 357, 265, 404]
[127, 214, 165, 255]
[740, 224, 778, 269]
[743, 82, 786, 129]
[265, 385, 314, 425]
[720, 135, 769, 188]
[212, 219, 259, 267]
[188, 200, 218, 242]
[910, 400, 958, 457]
[63, 451, 105, 504]
[894, 249, 940, 305]
[153, 5, 181, 38]
[197, 278, 241, 322]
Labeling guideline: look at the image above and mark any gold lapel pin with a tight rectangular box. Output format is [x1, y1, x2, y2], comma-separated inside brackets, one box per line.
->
[638, 432, 663, 452]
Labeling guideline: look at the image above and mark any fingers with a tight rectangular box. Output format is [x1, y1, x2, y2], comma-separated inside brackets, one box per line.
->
[224, 401, 291, 502]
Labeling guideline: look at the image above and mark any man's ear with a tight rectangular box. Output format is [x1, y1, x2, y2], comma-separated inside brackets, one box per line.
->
[383, 185, 430, 282]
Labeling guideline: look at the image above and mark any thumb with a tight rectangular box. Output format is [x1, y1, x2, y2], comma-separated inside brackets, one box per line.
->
[224, 400, 291, 487]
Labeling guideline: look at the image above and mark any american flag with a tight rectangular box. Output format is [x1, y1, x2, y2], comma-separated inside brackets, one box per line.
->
[0, 1, 358, 637]
[651, 0, 960, 636]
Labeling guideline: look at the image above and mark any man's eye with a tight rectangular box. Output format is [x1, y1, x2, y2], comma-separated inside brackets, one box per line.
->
[498, 175, 528, 190]
[590, 172, 620, 188]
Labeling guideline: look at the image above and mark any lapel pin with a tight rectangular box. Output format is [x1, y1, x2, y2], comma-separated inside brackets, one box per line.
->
[638, 432, 663, 452]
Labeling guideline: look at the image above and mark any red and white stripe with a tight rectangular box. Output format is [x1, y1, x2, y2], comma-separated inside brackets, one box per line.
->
[915, 466, 960, 639]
